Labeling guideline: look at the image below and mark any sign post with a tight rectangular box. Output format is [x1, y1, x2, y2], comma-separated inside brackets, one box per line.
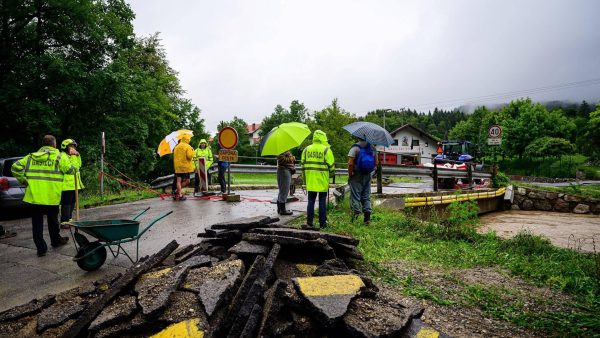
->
[487, 125, 503, 164]
[218, 127, 239, 201]
[100, 132, 105, 196]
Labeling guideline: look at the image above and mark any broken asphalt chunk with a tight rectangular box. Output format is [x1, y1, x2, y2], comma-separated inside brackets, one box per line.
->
[37, 297, 86, 333]
[182, 259, 245, 318]
[342, 296, 415, 338]
[0, 295, 55, 322]
[228, 240, 270, 256]
[88, 295, 137, 332]
[249, 227, 359, 246]
[293, 275, 365, 327]
[211, 216, 279, 231]
[149, 318, 206, 338]
[135, 264, 190, 318]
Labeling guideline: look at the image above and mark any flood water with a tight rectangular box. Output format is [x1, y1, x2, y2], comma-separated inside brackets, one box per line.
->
[479, 210, 600, 253]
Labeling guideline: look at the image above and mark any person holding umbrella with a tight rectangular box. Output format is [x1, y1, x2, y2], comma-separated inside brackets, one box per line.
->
[276, 151, 295, 215]
[348, 137, 377, 224]
[301, 130, 335, 229]
[342, 121, 394, 225]
[259, 122, 311, 216]
[173, 134, 194, 200]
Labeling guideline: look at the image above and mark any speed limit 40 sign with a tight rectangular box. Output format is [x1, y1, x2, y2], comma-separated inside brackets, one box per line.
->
[488, 125, 502, 138]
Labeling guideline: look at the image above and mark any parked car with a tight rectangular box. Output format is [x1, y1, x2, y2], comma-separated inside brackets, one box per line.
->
[0, 157, 27, 209]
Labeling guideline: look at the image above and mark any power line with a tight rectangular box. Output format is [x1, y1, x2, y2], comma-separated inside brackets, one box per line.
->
[407, 78, 600, 109]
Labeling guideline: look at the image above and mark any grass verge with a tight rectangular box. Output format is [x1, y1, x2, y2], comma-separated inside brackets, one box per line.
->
[294, 199, 600, 335]
[79, 190, 156, 208]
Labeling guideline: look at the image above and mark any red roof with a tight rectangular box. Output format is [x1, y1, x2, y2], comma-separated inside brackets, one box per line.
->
[246, 123, 261, 134]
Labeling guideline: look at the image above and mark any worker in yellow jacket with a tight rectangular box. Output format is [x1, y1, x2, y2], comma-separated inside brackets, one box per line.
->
[11, 135, 75, 256]
[60, 139, 84, 228]
[301, 130, 335, 229]
[193, 139, 213, 194]
[173, 135, 194, 200]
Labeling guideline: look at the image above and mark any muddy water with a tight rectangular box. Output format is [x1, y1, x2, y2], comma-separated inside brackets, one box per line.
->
[479, 210, 600, 253]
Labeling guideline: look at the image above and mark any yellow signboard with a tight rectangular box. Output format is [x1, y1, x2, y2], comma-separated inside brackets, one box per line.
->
[218, 149, 238, 162]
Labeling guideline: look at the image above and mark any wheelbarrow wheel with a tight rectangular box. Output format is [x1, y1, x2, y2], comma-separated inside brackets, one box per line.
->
[76, 241, 107, 271]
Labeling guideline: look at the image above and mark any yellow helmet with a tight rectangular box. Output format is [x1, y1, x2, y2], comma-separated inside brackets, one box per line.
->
[61, 138, 77, 149]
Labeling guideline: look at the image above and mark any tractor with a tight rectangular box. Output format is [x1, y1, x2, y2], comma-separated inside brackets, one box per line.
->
[432, 141, 485, 189]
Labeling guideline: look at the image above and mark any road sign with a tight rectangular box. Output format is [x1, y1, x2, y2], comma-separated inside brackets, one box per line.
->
[487, 138, 502, 145]
[218, 127, 239, 149]
[218, 149, 238, 162]
[488, 125, 502, 138]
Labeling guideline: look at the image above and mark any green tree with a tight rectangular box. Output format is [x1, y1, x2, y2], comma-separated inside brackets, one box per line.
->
[581, 105, 600, 157]
[306, 98, 357, 162]
[501, 99, 575, 159]
[259, 100, 308, 137]
[524, 137, 575, 158]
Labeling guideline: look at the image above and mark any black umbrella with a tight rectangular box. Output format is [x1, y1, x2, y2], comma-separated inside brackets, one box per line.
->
[342, 122, 394, 146]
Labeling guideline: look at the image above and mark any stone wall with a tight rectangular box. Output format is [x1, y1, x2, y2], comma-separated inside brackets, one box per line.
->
[512, 186, 600, 214]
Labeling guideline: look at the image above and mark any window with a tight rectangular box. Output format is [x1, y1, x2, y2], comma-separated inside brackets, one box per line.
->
[411, 139, 420, 147]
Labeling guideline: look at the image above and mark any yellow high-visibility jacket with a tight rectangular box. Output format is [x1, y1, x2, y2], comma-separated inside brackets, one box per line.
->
[12, 146, 75, 205]
[301, 130, 335, 192]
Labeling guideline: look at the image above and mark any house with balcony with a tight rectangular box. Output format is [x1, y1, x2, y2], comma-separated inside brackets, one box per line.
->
[247, 123, 262, 145]
[376, 124, 440, 165]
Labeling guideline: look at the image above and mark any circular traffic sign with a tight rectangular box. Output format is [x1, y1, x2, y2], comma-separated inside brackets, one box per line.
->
[218, 127, 239, 149]
[488, 125, 502, 138]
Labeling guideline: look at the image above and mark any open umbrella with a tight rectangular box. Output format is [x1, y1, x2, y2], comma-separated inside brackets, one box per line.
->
[157, 129, 194, 157]
[342, 121, 394, 146]
[259, 122, 311, 156]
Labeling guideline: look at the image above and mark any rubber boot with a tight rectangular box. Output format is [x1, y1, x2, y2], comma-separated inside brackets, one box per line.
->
[276, 202, 282, 215]
[364, 212, 371, 225]
[280, 203, 293, 216]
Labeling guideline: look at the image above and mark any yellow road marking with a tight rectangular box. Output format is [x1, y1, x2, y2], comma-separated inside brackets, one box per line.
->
[150, 318, 204, 338]
[295, 263, 317, 276]
[295, 275, 364, 297]
[142, 267, 172, 280]
[416, 327, 440, 338]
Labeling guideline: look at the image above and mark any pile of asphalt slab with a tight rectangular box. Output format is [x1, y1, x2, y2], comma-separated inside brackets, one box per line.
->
[0, 216, 447, 338]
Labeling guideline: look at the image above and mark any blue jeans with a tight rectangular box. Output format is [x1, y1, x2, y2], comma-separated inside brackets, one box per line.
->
[307, 191, 327, 226]
[349, 172, 372, 214]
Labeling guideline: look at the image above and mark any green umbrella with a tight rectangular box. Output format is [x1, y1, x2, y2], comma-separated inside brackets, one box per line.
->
[259, 122, 311, 156]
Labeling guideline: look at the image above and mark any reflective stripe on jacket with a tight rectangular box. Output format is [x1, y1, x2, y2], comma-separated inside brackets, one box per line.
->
[11, 146, 74, 205]
[61, 153, 84, 191]
[301, 144, 335, 192]
[193, 147, 213, 170]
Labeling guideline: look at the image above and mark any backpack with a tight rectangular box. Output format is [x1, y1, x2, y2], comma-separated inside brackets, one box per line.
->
[354, 143, 375, 173]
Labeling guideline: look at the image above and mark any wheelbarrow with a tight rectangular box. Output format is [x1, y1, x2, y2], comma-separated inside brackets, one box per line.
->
[67, 208, 173, 271]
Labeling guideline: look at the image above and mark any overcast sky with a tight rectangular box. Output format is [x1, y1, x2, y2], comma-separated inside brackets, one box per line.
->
[127, 0, 600, 132]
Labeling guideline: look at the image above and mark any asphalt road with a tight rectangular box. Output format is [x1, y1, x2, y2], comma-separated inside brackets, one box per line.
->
[0, 189, 303, 312]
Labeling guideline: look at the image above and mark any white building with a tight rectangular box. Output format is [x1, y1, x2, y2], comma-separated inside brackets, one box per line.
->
[247, 123, 262, 145]
[376, 124, 440, 165]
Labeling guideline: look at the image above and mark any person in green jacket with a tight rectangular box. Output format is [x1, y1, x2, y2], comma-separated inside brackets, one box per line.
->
[11, 135, 74, 256]
[193, 139, 214, 194]
[301, 130, 335, 229]
[60, 139, 84, 228]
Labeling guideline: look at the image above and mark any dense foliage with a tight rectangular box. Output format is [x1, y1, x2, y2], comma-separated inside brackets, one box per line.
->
[0, 0, 206, 182]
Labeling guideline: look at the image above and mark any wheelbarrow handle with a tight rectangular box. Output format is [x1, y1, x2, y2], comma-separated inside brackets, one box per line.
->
[132, 207, 151, 220]
[137, 210, 173, 239]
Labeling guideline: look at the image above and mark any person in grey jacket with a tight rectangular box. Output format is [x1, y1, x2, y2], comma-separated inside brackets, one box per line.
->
[276, 151, 295, 215]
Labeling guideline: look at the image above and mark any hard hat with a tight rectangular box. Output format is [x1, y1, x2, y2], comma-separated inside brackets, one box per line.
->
[61, 139, 77, 149]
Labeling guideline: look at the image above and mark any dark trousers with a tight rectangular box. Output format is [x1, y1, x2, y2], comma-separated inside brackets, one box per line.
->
[30, 204, 62, 253]
[60, 190, 76, 223]
[307, 191, 327, 226]
[218, 165, 227, 193]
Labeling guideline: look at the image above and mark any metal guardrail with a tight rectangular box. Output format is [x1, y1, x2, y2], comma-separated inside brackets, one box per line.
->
[150, 163, 492, 189]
